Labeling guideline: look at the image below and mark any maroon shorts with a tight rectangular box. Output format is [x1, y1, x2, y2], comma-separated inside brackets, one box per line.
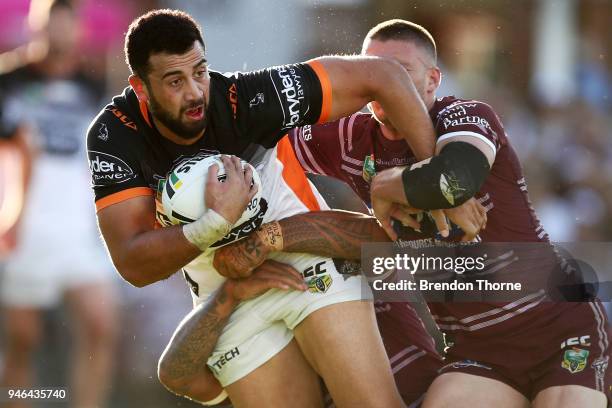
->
[375, 301, 443, 406]
[436, 300, 611, 401]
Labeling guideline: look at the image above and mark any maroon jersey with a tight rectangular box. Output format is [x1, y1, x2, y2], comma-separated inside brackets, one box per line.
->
[290, 97, 548, 243]
[290, 113, 443, 403]
[431, 97, 547, 243]
[289, 99, 610, 399]
[289, 97, 559, 333]
[289, 113, 415, 206]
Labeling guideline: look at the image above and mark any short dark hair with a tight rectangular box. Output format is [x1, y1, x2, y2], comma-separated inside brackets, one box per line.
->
[365, 19, 437, 62]
[124, 9, 205, 78]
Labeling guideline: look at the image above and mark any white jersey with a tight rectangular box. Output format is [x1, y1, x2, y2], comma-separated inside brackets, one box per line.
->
[184, 139, 330, 303]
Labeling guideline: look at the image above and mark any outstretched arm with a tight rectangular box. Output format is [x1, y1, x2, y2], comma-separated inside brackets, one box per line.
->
[311, 56, 435, 160]
[213, 210, 391, 278]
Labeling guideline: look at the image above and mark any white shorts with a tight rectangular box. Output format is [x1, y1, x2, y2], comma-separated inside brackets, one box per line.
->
[1, 230, 114, 308]
[205, 254, 371, 386]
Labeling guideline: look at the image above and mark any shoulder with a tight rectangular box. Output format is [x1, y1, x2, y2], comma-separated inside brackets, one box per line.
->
[433, 96, 500, 120]
[87, 88, 141, 150]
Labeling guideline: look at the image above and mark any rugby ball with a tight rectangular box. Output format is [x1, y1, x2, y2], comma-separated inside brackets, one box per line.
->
[162, 154, 266, 247]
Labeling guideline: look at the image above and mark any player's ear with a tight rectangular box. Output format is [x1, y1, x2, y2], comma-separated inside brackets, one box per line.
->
[427, 66, 442, 94]
[129, 75, 149, 103]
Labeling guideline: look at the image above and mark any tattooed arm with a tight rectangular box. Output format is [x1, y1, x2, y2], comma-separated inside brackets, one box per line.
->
[213, 210, 390, 278]
[157, 260, 306, 403]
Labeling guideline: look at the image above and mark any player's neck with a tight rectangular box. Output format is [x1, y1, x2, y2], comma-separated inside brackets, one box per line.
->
[152, 116, 205, 146]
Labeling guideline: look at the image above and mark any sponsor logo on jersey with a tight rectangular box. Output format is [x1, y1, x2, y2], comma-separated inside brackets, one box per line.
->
[562, 347, 589, 374]
[209, 347, 240, 372]
[88, 151, 136, 186]
[249, 92, 265, 108]
[228, 84, 238, 119]
[97, 123, 109, 141]
[439, 360, 492, 372]
[272, 66, 305, 128]
[442, 115, 492, 132]
[300, 124, 312, 141]
[362, 153, 376, 183]
[561, 335, 591, 349]
[107, 107, 137, 130]
[209, 199, 269, 248]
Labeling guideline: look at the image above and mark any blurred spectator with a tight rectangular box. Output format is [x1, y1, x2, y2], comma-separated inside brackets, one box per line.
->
[0, 1, 118, 407]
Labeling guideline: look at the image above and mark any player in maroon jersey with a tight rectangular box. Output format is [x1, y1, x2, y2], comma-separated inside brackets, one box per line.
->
[150, 18, 609, 407]
[359, 20, 610, 407]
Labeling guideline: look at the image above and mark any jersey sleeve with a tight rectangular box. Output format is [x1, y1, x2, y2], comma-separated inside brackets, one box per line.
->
[86, 109, 153, 212]
[235, 62, 331, 147]
[433, 101, 505, 157]
[288, 121, 344, 177]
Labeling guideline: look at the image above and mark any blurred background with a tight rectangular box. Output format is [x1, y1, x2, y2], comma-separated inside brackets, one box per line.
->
[0, 0, 610, 406]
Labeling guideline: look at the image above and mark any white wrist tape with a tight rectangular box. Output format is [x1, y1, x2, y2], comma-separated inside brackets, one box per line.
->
[182, 209, 232, 251]
[202, 389, 228, 406]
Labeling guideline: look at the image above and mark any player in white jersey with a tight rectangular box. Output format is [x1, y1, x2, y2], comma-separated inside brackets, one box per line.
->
[170, 149, 371, 388]
[87, 9, 437, 408]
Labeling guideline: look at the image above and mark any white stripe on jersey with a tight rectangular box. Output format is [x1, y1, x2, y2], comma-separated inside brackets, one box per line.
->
[436, 295, 546, 332]
[437, 131, 497, 157]
[338, 117, 364, 167]
[340, 164, 362, 176]
[347, 113, 357, 152]
[389, 346, 418, 364]
[588, 301, 609, 392]
[292, 133, 318, 175]
[392, 350, 427, 374]
[433, 290, 545, 323]
[296, 131, 327, 175]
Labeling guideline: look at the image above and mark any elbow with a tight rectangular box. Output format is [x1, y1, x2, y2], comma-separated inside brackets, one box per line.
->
[158, 358, 224, 402]
[113, 260, 150, 288]
[157, 363, 187, 395]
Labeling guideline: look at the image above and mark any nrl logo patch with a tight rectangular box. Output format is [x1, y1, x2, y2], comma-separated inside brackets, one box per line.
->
[97, 123, 109, 141]
[562, 347, 589, 374]
[307, 275, 332, 293]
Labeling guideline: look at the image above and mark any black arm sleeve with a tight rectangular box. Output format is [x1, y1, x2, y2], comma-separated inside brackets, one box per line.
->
[402, 142, 490, 210]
